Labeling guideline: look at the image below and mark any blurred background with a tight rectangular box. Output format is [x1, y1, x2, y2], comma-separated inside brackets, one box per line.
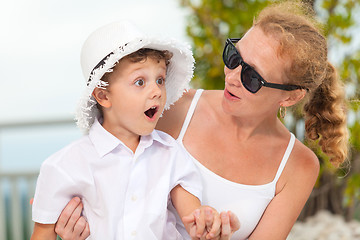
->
[1, 0, 360, 239]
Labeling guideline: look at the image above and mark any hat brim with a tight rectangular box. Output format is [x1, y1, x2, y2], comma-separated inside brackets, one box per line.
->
[75, 37, 194, 132]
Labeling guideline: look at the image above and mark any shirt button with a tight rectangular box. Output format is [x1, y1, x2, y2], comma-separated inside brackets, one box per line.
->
[131, 230, 137, 236]
[131, 195, 137, 201]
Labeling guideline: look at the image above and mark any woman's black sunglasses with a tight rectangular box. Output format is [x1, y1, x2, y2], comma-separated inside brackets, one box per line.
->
[222, 38, 307, 94]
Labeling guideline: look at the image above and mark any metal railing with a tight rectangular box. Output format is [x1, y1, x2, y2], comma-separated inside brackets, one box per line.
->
[0, 118, 75, 240]
[0, 170, 39, 240]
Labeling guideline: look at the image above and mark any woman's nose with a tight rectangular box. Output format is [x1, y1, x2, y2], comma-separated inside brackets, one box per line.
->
[224, 66, 242, 87]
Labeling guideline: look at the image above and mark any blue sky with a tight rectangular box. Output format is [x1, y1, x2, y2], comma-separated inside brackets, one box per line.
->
[0, 0, 189, 123]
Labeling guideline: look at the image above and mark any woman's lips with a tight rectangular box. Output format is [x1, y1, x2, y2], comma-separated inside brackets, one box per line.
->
[224, 88, 240, 100]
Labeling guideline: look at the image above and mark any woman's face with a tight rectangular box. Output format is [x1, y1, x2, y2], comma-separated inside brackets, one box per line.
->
[222, 26, 292, 118]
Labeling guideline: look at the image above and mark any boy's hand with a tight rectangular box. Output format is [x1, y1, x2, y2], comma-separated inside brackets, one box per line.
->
[183, 208, 241, 240]
[182, 206, 221, 239]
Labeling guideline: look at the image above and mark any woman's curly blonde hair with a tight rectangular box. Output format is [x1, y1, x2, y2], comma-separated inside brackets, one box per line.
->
[254, 0, 349, 167]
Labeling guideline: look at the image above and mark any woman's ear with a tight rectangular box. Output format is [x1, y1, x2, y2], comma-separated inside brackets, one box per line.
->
[279, 89, 307, 107]
[92, 88, 111, 108]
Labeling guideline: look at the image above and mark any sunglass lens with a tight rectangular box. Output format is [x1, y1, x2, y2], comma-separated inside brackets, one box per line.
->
[224, 43, 240, 69]
[241, 67, 262, 93]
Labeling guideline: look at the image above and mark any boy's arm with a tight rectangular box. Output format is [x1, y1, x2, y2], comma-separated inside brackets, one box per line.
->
[31, 222, 57, 240]
[170, 185, 221, 239]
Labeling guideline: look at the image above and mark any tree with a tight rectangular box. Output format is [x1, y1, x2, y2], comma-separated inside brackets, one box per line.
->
[179, 0, 271, 89]
[179, 0, 360, 221]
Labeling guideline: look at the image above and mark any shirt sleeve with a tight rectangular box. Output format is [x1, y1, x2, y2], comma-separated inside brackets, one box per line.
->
[32, 157, 81, 224]
[170, 144, 203, 202]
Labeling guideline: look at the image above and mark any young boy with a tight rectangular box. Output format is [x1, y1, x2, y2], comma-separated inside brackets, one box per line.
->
[31, 21, 220, 239]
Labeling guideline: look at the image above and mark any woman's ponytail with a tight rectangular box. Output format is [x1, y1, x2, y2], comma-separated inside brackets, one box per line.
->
[304, 63, 348, 167]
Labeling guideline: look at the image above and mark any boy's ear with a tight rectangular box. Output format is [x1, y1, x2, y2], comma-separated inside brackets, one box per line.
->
[92, 88, 111, 108]
[279, 89, 306, 107]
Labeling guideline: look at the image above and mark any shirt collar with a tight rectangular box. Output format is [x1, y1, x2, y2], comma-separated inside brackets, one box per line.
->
[144, 130, 174, 147]
[89, 118, 122, 158]
[89, 118, 173, 158]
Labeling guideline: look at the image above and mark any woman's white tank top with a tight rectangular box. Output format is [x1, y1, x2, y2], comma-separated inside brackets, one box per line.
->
[176, 89, 295, 239]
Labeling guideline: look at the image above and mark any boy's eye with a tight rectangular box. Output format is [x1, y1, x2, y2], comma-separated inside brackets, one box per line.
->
[135, 79, 145, 86]
[156, 77, 165, 85]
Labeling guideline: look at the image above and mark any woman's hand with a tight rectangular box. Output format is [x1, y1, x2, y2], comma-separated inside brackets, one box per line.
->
[54, 197, 90, 240]
[183, 206, 221, 239]
[183, 207, 240, 240]
[217, 211, 241, 240]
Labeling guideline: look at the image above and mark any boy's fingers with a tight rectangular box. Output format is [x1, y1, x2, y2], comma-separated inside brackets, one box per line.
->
[182, 214, 196, 224]
[194, 209, 205, 238]
[189, 224, 199, 239]
[29, 198, 34, 205]
[183, 212, 198, 239]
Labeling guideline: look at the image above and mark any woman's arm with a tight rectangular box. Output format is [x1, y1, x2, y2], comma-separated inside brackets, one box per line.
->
[249, 143, 320, 240]
[54, 197, 90, 240]
[31, 223, 57, 240]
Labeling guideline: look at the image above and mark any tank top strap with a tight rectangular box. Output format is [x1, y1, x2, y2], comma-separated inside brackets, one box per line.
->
[273, 133, 296, 183]
[177, 89, 204, 142]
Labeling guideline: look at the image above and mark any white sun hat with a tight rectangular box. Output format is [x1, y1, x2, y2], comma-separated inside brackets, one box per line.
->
[75, 20, 194, 132]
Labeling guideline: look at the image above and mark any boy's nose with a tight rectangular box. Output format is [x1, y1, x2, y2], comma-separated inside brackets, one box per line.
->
[149, 82, 162, 99]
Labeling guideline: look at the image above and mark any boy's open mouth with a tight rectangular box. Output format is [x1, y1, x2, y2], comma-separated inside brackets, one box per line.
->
[144, 106, 158, 119]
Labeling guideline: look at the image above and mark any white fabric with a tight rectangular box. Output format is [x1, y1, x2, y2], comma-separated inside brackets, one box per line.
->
[32, 118, 202, 240]
[174, 89, 296, 240]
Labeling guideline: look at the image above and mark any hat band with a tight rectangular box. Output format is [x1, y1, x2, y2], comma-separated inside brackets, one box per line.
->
[87, 42, 136, 85]
[87, 51, 114, 86]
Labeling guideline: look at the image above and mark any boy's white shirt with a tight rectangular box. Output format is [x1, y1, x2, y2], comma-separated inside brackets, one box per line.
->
[32, 118, 202, 240]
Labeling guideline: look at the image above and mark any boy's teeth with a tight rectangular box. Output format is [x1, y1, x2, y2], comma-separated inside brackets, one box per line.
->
[145, 106, 158, 118]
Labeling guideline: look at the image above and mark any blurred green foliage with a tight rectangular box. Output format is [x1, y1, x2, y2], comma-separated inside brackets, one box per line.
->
[179, 0, 271, 89]
[180, 0, 360, 220]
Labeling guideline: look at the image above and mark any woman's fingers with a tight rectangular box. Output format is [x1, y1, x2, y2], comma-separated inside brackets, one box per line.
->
[81, 222, 90, 239]
[206, 207, 221, 239]
[56, 197, 81, 230]
[55, 197, 86, 239]
[75, 217, 90, 240]
[219, 212, 231, 240]
[228, 211, 240, 232]
[65, 199, 83, 231]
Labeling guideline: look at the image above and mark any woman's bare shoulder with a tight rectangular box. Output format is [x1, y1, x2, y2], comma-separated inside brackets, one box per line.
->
[156, 89, 223, 138]
[288, 139, 320, 182]
[156, 89, 197, 138]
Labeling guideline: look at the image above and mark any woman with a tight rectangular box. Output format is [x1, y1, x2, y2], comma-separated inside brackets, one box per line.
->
[54, 1, 348, 239]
